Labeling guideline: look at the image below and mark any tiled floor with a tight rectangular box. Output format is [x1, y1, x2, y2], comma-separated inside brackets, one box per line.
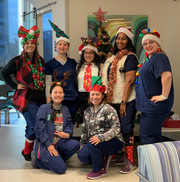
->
[0, 110, 140, 182]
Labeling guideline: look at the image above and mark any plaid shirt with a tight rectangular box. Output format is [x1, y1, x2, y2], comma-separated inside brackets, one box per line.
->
[0, 55, 45, 112]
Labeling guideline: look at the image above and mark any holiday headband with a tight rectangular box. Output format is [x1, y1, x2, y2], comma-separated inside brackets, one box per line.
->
[48, 19, 70, 44]
[91, 76, 107, 93]
[79, 37, 98, 54]
[140, 28, 161, 46]
[18, 25, 40, 46]
[51, 70, 71, 88]
[116, 26, 134, 40]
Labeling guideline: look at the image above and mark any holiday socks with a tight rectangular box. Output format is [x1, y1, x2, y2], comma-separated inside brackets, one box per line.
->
[126, 145, 134, 163]
[23, 139, 34, 155]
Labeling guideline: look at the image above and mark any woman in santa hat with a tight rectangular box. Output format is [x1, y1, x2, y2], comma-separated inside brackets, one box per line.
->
[102, 26, 138, 173]
[75, 37, 101, 125]
[0, 25, 46, 162]
[135, 28, 174, 144]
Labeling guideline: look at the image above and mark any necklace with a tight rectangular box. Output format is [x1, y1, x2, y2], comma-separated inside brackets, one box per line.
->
[27, 56, 45, 90]
[135, 52, 149, 84]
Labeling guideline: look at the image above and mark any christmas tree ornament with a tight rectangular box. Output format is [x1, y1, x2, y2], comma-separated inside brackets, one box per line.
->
[93, 7, 107, 25]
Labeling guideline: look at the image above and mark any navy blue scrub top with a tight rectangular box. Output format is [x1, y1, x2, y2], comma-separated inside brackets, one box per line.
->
[135, 53, 174, 114]
[45, 57, 78, 101]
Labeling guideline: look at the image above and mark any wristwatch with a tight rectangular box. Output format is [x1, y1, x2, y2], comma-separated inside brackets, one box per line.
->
[121, 100, 126, 104]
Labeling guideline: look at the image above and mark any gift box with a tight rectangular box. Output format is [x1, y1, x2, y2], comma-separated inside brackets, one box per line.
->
[163, 117, 180, 128]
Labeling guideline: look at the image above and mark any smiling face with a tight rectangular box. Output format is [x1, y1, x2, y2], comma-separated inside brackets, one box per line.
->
[84, 48, 95, 63]
[50, 86, 65, 106]
[23, 40, 36, 55]
[89, 90, 104, 107]
[115, 32, 128, 51]
[142, 39, 159, 57]
[56, 40, 69, 55]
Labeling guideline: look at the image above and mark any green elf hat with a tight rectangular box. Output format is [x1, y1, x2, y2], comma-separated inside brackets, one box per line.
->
[48, 19, 70, 44]
[91, 76, 107, 93]
[18, 25, 40, 46]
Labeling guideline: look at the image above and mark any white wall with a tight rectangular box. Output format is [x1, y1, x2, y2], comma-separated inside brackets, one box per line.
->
[68, 0, 180, 116]
[164, 0, 180, 117]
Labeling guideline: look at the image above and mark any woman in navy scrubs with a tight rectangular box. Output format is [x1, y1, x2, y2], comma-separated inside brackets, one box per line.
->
[136, 28, 174, 144]
[45, 20, 78, 124]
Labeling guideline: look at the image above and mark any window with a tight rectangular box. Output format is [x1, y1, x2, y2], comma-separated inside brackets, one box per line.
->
[0, 0, 19, 67]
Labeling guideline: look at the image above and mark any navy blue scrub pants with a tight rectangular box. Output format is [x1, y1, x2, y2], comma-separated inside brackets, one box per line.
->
[140, 111, 170, 144]
[78, 138, 123, 172]
[111, 100, 136, 134]
[35, 139, 80, 174]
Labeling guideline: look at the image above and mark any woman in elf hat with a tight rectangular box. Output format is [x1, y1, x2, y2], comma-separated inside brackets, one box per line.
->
[78, 76, 123, 180]
[102, 26, 138, 173]
[0, 25, 46, 162]
[45, 20, 78, 125]
[75, 37, 101, 125]
[135, 28, 174, 144]
[32, 70, 80, 173]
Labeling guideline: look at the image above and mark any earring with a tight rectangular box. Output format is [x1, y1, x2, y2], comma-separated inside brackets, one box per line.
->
[157, 48, 161, 52]
[24, 49, 26, 54]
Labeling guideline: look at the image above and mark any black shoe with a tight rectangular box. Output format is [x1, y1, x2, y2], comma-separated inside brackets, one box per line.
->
[21, 150, 31, 162]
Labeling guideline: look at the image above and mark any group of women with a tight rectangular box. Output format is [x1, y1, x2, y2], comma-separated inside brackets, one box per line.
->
[0, 21, 174, 180]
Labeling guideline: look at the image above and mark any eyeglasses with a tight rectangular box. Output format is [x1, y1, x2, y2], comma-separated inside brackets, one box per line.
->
[142, 41, 155, 47]
[84, 51, 94, 55]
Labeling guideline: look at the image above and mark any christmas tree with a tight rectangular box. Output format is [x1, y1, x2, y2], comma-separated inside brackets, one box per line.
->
[96, 25, 113, 63]
[93, 7, 113, 63]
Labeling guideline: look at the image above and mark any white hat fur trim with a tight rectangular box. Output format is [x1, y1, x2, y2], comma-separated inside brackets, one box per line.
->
[116, 27, 134, 40]
[80, 45, 98, 54]
[142, 34, 160, 46]
[56, 37, 70, 44]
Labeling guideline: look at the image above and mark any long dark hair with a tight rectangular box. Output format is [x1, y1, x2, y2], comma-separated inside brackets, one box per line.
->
[22, 47, 40, 68]
[75, 50, 101, 83]
[113, 35, 136, 55]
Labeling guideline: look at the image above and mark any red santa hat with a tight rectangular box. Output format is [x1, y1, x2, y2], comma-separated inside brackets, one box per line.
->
[116, 26, 134, 40]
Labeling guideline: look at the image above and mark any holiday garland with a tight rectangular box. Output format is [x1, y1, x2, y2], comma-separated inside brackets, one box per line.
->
[107, 49, 129, 103]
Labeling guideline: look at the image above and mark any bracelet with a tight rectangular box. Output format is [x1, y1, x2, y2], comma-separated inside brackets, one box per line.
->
[161, 95, 168, 100]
